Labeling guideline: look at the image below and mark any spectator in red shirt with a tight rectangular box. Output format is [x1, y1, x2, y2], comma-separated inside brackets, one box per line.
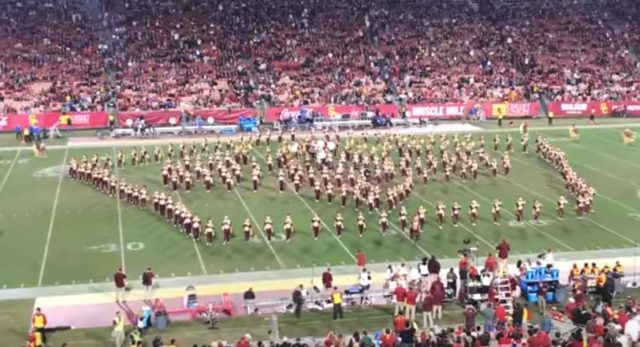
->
[236, 334, 251, 347]
[394, 285, 406, 316]
[405, 287, 419, 321]
[430, 278, 445, 321]
[496, 239, 510, 273]
[356, 250, 366, 268]
[380, 328, 396, 347]
[322, 268, 333, 290]
[393, 312, 407, 333]
[495, 304, 507, 330]
[113, 267, 127, 303]
[484, 253, 498, 274]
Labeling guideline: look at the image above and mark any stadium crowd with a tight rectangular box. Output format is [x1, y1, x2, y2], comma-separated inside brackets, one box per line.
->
[2, 0, 640, 115]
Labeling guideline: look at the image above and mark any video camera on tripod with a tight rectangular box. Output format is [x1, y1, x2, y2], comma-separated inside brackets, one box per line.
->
[457, 239, 478, 257]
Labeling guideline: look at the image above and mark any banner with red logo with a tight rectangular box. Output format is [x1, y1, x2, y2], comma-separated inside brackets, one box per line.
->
[546, 101, 612, 117]
[0, 112, 109, 132]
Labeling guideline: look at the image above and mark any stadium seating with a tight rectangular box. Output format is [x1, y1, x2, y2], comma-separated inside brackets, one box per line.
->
[1, 0, 639, 115]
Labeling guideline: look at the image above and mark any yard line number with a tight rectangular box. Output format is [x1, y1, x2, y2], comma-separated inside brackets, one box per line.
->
[87, 242, 145, 253]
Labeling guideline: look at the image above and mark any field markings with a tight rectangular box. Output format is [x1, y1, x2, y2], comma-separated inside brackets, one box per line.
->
[37, 147, 69, 286]
[0, 150, 21, 193]
[568, 141, 640, 170]
[412, 190, 494, 250]
[173, 191, 209, 275]
[233, 188, 286, 269]
[111, 147, 127, 271]
[572, 161, 640, 189]
[251, 149, 357, 262]
[450, 180, 574, 251]
[374, 209, 431, 257]
[508, 155, 637, 245]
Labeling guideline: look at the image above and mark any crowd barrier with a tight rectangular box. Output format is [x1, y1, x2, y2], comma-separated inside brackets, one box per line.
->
[1, 101, 639, 133]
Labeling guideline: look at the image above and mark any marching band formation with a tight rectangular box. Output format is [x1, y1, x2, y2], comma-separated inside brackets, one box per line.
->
[66, 127, 593, 246]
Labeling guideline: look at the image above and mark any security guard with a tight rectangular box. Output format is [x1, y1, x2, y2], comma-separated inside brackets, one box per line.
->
[613, 261, 624, 277]
[331, 286, 344, 320]
[569, 263, 580, 283]
[31, 307, 47, 344]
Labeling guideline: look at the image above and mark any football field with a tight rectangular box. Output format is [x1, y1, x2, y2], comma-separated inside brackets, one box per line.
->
[0, 119, 639, 289]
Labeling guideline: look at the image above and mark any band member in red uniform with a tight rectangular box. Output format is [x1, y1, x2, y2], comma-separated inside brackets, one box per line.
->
[341, 187, 348, 208]
[469, 200, 479, 226]
[183, 211, 192, 238]
[166, 197, 174, 220]
[436, 201, 446, 229]
[140, 186, 148, 208]
[492, 199, 502, 225]
[334, 213, 344, 237]
[192, 215, 201, 240]
[417, 206, 426, 229]
[171, 174, 179, 191]
[326, 183, 334, 204]
[284, 215, 294, 243]
[399, 206, 408, 231]
[557, 196, 567, 219]
[264, 216, 274, 241]
[153, 192, 160, 213]
[225, 176, 234, 192]
[410, 215, 420, 240]
[294, 174, 301, 193]
[532, 200, 542, 223]
[451, 201, 461, 227]
[278, 170, 285, 193]
[356, 212, 366, 238]
[314, 181, 321, 202]
[205, 218, 215, 245]
[252, 171, 259, 192]
[204, 173, 213, 193]
[379, 212, 389, 234]
[515, 197, 526, 223]
[222, 216, 232, 245]
[185, 173, 192, 193]
[243, 219, 253, 241]
[311, 215, 321, 240]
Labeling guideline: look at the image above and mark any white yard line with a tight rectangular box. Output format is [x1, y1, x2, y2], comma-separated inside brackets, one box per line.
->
[412, 191, 494, 250]
[173, 191, 208, 275]
[377, 209, 431, 257]
[451, 180, 575, 251]
[37, 147, 69, 286]
[111, 147, 127, 270]
[0, 150, 21, 193]
[251, 149, 357, 262]
[569, 141, 640, 170]
[573, 162, 640, 189]
[233, 189, 286, 269]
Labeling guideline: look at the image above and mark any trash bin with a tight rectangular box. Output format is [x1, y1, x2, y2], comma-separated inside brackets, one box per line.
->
[554, 285, 568, 303]
[155, 312, 168, 331]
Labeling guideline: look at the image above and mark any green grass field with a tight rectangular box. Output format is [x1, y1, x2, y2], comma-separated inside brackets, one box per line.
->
[0, 119, 639, 288]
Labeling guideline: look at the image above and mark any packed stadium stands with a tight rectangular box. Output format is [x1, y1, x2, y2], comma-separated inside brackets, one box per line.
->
[1, 0, 639, 115]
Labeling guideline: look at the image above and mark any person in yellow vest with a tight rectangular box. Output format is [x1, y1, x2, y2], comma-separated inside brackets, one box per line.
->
[129, 328, 143, 347]
[23, 127, 31, 143]
[31, 308, 47, 344]
[331, 286, 344, 320]
[613, 261, 624, 277]
[590, 263, 599, 275]
[568, 263, 581, 284]
[497, 108, 505, 127]
[109, 114, 117, 131]
[27, 329, 43, 347]
[547, 111, 554, 126]
[580, 263, 591, 276]
[112, 311, 126, 347]
[622, 128, 635, 145]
